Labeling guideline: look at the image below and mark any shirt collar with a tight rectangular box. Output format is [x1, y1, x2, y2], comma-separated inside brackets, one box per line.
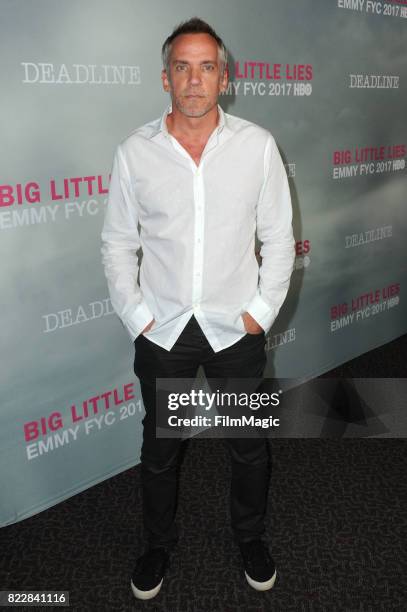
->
[151, 103, 228, 140]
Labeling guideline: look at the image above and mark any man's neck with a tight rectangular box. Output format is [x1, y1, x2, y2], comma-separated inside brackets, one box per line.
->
[166, 104, 219, 143]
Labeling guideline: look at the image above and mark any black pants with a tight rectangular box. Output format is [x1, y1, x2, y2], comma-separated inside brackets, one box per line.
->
[133, 315, 270, 551]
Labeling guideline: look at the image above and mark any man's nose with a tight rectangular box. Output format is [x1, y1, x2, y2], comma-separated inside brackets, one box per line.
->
[188, 67, 202, 85]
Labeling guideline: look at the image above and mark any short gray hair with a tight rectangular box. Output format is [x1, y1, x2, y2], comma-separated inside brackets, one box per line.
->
[161, 17, 228, 75]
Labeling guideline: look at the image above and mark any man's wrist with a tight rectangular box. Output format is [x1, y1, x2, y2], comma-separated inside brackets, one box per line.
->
[125, 300, 155, 339]
[245, 293, 275, 333]
[142, 318, 155, 334]
[242, 311, 264, 334]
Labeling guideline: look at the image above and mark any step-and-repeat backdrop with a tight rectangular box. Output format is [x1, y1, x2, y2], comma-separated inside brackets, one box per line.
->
[1, 0, 405, 525]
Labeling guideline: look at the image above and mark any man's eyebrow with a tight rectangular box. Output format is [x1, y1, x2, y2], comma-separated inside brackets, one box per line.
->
[172, 59, 217, 64]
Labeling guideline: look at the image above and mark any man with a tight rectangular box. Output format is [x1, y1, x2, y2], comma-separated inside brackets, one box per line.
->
[101, 18, 295, 600]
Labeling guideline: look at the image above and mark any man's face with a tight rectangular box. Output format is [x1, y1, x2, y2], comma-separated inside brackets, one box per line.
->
[162, 33, 228, 118]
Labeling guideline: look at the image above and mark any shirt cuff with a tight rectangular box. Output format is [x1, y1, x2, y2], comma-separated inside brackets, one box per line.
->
[123, 300, 154, 341]
[245, 293, 276, 333]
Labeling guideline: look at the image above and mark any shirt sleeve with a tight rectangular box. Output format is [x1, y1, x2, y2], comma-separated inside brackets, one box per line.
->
[245, 134, 295, 333]
[101, 144, 154, 341]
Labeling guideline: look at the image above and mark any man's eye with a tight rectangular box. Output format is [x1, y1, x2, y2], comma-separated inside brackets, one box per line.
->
[203, 65, 215, 71]
[175, 65, 187, 71]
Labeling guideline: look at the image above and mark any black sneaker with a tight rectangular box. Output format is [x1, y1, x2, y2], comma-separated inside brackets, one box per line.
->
[239, 539, 277, 591]
[130, 547, 169, 600]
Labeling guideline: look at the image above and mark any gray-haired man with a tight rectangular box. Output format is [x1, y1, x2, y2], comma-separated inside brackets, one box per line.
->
[101, 17, 295, 600]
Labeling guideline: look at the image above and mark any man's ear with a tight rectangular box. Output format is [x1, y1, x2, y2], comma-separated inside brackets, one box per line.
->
[219, 63, 229, 94]
[162, 69, 170, 92]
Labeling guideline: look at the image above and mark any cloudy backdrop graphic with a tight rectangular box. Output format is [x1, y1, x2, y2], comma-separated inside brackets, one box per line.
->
[0, 0, 405, 524]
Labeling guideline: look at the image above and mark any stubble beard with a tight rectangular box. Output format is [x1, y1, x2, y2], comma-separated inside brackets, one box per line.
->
[174, 94, 216, 118]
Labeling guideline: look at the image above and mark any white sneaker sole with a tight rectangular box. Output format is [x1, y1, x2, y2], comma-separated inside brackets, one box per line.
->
[130, 578, 163, 600]
[245, 568, 277, 591]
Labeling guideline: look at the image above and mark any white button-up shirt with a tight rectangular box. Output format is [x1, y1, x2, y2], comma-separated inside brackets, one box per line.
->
[101, 104, 295, 352]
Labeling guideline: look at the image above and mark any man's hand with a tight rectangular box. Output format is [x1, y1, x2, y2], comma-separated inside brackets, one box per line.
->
[142, 319, 155, 334]
[241, 312, 264, 334]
